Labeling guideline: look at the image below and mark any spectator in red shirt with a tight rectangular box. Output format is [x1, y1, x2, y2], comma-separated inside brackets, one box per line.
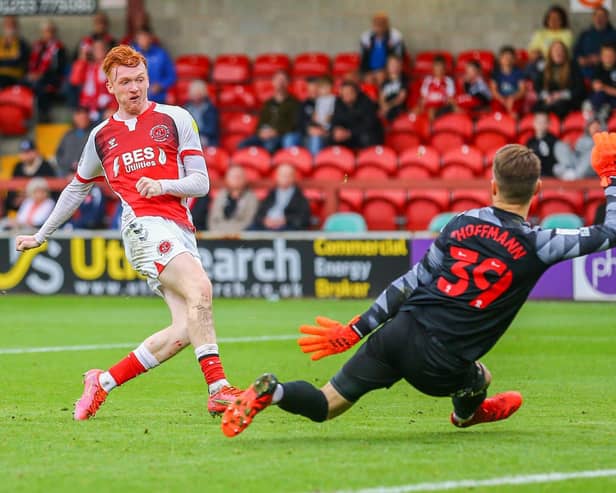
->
[69, 38, 112, 121]
[26, 20, 66, 122]
[414, 55, 455, 120]
[75, 12, 116, 59]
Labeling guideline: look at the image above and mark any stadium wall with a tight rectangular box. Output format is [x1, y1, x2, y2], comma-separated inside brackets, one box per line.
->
[16, 0, 595, 58]
[1, 233, 614, 301]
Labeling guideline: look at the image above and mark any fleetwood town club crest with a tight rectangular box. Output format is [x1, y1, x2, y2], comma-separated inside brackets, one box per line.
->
[158, 240, 172, 255]
[150, 124, 170, 142]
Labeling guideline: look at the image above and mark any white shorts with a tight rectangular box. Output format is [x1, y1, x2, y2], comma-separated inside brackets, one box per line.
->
[122, 216, 200, 296]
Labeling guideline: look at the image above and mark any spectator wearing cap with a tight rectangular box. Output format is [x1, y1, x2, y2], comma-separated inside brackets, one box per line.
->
[26, 20, 66, 121]
[69, 38, 112, 119]
[360, 12, 407, 86]
[574, 6, 616, 79]
[0, 15, 29, 88]
[184, 79, 219, 147]
[13, 177, 55, 229]
[75, 11, 116, 59]
[5, 139, 57, 214]
[55, 107, 92, 177]
[132, 27, 176, 104]
[238, 70, 301, 153]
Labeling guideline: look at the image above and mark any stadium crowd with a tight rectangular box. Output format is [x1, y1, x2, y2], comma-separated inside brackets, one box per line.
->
[0, 5, 612, 232]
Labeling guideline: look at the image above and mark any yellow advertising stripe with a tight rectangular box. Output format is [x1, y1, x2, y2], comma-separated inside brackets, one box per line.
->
[0, 243, 47, 290]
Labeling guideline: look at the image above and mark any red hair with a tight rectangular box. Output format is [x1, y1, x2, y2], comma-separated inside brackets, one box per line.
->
[102, 44, 147, 80]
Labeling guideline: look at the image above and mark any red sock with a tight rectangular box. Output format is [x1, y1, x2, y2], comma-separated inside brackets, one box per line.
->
[108, 352, 147, 386]
[199, 355, 226, 386]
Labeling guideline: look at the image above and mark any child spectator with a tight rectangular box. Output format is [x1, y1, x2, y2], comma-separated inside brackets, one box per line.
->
[306, 76, 335, 155]
[184, 79, 219, 147]
[69, 38, 111, 120]
[331, 81, 383, 149]
[415, 55, 455, 120]
[359, 12, 406, 86]
[132, 27, 176, 104]
[490, 46, 526, 117]
[55, 107, 91, 177]
[525, 111, 569, 177]
[533, 40, 585, 118]
[456, 60, 491, 113]
[590, 42, 616, 119]
[574, 6, 616, 79]
[379, 55, 408, 122]
[26, 20, 66, 122]
[0, 16, 29, 88]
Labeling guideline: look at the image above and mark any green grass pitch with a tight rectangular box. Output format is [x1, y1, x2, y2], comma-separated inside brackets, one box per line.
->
[0, 296, 615, 493]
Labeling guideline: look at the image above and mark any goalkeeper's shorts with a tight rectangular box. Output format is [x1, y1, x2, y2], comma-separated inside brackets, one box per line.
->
[330, 311, 487, 401]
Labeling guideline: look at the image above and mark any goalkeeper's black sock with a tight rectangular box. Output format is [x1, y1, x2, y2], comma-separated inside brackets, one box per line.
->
[276, 380, 329, 422]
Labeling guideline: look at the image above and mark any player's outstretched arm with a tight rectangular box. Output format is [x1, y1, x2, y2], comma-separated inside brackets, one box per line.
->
[535, 132, 616, 265]
[15, 178, 93, 252]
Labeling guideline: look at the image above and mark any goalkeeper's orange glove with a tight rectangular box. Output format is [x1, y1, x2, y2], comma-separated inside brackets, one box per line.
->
[591, 132, 616, 187]
[298, 315, 361, 361]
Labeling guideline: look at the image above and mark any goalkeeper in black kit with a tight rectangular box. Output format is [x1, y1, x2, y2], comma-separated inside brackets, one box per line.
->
[222, 135, 616, 437]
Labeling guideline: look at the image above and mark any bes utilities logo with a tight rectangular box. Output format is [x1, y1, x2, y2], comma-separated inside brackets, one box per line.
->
[573, 248, 616, 300]
[112, 146, 167, 177]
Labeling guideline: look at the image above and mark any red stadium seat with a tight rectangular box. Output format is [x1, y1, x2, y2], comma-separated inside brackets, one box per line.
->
[562, 111, 585, 134]
[203, 147, 230, 175]
[0, 105, 28, 135]
[608, 112, 616, 132]
[475, 112, 516, 139]
[333, 52, 361, 78]
[584, 189, 606, 225]
[293, 52, 331, 78]
[537, 190, 585, 218]
[362, 190, 407, 230]
[220, 134, 246, 154]
[222, 113, 258, 135]
[385, 132, 421, 153]
[217, 84, 257, 112]
[398, 145, 440, 177]
[455, 50, 495, 75]
[407, 79, 423, 108]
[168, 79, 217, 106]
[413, 51, 454, 77]
[272, 146, 313, 177]
[304, 188, 326, 226]
[253, 78, 275, 105]
[355, 145, 398, 177]
[175, 54, 210, 80]
[473, 132, 509, 154]
[405, 190, 450, 231]
[518, 112, 560, 137]
[0, 85, 34, 119]
[432, 113, 473, 140]
[338, 188, 364, 212]
[516, 48, 529, 68]
[313, 146, 355, 180]
[253, 53, 291, 78]
[450, 189, 491, 212]
[560, 129, 583, 148]
[390, 112, 430, 141]
[212, 54, 251, 84]
[430, 131, 465, 154]
[441, 145, 484, 178]
[290, 77, 309, 100]
[231, 146, 272, 179]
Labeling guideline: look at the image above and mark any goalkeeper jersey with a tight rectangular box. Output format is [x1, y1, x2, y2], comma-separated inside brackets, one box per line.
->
[354, 181, 616, 362]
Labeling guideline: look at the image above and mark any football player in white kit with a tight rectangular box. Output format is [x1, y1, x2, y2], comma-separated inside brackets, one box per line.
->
[16, 45, 242, 420]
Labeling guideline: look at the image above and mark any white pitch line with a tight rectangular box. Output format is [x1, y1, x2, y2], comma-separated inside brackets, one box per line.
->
[336, 469, 616, 493]
[0, 334, 297, 355]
